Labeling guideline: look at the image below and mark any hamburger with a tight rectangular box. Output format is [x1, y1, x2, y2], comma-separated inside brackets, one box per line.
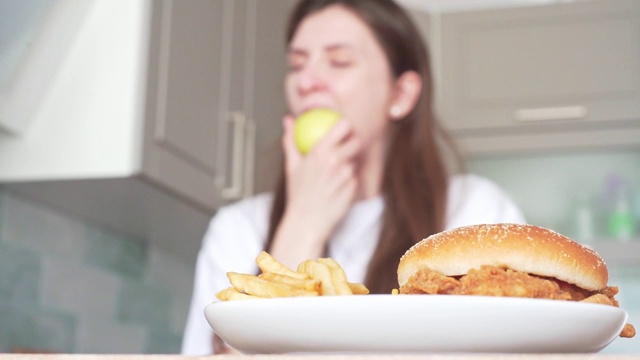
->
[397, 223, 635, 338]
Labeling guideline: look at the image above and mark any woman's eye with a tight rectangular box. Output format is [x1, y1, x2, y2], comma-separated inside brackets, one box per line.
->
[287, 53, 306, 71]
[330, 59, 353, 68]
[288, 61, 303, 72]
[328, 49, 354, 68]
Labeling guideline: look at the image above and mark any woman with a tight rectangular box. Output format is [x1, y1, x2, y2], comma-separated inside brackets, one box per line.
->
[182, 0, 525, 354]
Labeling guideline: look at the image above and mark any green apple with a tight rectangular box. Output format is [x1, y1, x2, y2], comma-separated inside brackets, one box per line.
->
[294, 108, 341, 155]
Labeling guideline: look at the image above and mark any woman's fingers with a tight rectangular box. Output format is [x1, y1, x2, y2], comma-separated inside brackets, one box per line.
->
[282, 115, 302, 174]
[283, 116, 360, 211]
[308, 120, 352, 157]
[276, 116, 361, 254]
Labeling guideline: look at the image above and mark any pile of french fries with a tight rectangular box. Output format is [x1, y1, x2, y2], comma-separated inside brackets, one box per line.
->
[216, 251, 369, 301]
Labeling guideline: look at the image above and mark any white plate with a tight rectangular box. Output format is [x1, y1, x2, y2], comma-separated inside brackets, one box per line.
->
[205, 294, 628, 354]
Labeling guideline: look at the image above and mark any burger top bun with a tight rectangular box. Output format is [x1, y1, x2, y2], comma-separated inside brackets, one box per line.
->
[398, 223, 608, 291]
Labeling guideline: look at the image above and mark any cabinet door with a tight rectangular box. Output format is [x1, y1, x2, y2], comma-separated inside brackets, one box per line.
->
[219, 0, 291, 199]
[249, 0, 292, 195]
[143, 0, 225, 211]
[215, 0, 253, 201]
[435, 0, 640, 154]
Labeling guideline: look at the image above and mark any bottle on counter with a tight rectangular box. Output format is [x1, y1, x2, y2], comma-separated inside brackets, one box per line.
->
[633, 186, 640, 236]
[574, 197, 595, 244]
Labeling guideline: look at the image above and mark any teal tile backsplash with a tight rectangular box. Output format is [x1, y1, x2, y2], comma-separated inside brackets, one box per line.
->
[0, 191, 194, 353]
[117, 280, 172, 328]
[0, 303, 76, 353]
[145, 329, 183, 354]
[2, 191, 88, 260]
[0, 241, 41, 307]
[85, 227, 147, 280]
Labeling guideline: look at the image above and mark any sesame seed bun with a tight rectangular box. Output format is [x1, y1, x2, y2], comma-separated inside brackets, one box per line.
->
[397, 224, 608, 291]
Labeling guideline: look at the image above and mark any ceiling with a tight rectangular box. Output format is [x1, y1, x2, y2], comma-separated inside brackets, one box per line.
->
[0, 0, 56, 87]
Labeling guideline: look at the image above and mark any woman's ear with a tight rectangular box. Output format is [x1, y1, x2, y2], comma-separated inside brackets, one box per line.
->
[388, 70, 422, 121]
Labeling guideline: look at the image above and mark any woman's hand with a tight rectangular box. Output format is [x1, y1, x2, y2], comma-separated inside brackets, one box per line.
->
[270, 115, 361, 269]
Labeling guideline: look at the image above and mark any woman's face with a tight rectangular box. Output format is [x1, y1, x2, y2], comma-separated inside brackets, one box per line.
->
[285, 5, 396, 152]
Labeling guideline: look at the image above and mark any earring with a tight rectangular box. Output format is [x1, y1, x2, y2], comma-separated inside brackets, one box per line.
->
[390, 106, 401, 118]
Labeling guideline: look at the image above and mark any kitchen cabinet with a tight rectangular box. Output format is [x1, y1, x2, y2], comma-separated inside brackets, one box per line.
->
[143, 0, 226, 210]
[0, 0, 293, 260]
[415, 0, 640, 156]
[143, 0, 290, 208]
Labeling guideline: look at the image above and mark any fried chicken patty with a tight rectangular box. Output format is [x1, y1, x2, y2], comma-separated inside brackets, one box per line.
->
[399, 265, 635, 338]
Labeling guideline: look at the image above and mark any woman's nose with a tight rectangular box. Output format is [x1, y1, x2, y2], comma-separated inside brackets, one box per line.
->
[296, 61, 327, 96]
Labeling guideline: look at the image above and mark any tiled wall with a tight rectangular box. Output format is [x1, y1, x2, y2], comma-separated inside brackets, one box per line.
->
[469, 149, 640, 353]
[0, 190, 195, 354]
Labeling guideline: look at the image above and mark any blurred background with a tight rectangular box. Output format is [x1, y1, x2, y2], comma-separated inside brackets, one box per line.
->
[0, 0, 639, 354]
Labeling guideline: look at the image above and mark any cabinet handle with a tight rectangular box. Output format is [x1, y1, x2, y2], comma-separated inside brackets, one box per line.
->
[514, 106, 587, 122]
[220, 111, 246, 200]
[243, 118, 256, 198]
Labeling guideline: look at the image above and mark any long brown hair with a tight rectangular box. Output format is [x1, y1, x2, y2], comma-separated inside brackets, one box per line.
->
[265, 0, 459, 294]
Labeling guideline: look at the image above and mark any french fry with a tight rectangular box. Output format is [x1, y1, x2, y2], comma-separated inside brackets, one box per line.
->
[258, 272, 321, 292]
[297, 260, 338, 295]
[216, 287, 261, 301]
[216, 251, 370, 301]
[317, 258, 353, 295]
[256, 251, 308, 279]
[349, 282, 370, 295]
[227, 272, 318, 298]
